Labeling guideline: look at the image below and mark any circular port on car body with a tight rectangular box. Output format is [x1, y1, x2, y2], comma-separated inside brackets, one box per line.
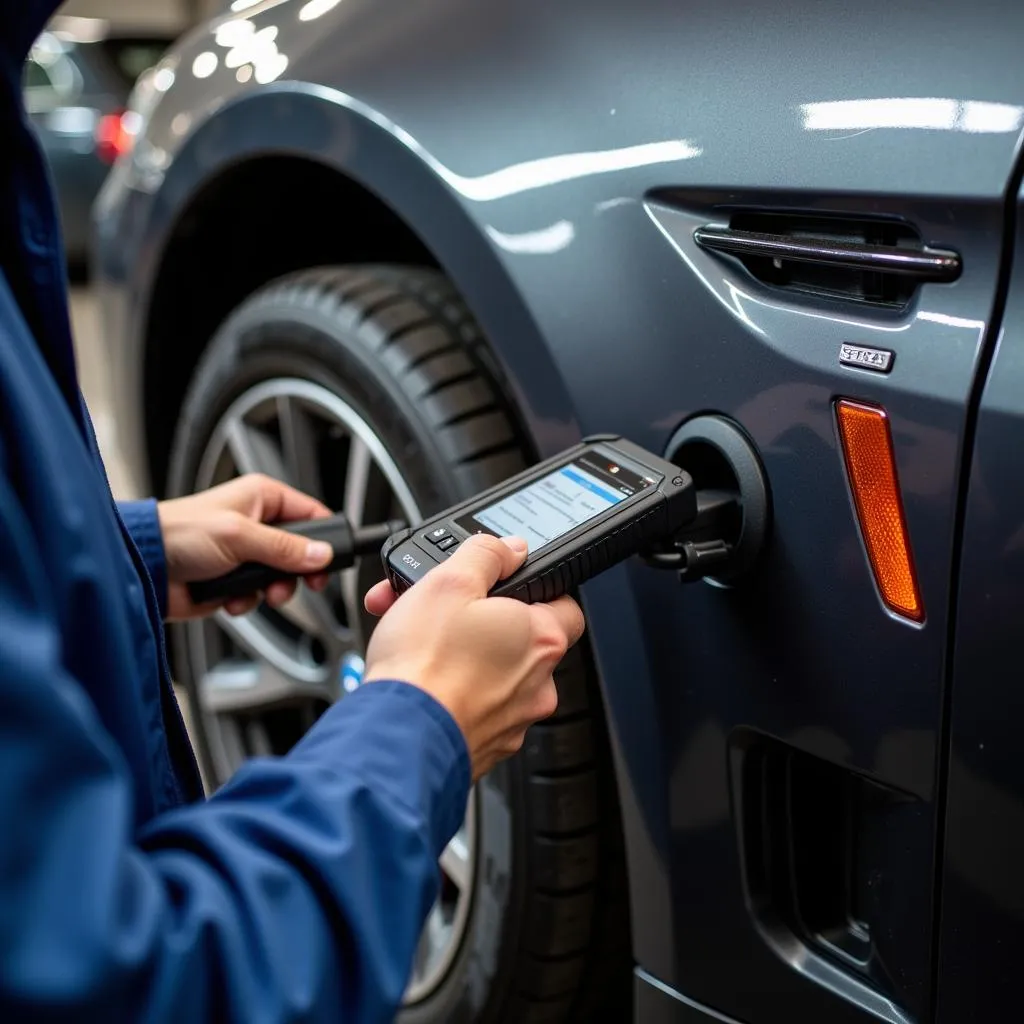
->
[663, 413, 772, 586]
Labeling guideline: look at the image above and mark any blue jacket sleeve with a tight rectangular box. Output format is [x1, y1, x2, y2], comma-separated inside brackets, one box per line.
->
[0, 478, 470, 1023]
[117, 498, 169, 619]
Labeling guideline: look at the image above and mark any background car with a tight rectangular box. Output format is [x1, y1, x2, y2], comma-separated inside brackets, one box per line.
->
[25, 15, 171, 269]
[91, 1, 1024, 1022]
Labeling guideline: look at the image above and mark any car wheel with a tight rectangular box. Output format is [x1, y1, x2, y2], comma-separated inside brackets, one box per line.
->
[166, 265, 631, 1022]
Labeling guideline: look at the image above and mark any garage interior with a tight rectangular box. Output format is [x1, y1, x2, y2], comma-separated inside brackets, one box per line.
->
[59, 0, 198, 499]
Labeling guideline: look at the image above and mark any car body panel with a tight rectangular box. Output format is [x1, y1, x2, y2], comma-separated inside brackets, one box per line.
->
[935, 180, 1024, 1022]
[92, 1, 1024, 1020]
[635, 969, 746, 1024]
[93, 78, 585, 496]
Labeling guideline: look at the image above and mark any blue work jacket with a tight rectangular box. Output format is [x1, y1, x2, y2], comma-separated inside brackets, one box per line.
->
[0, 4, 470, 1021]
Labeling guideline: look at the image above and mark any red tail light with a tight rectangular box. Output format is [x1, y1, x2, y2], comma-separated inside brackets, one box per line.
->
[95, 110, 135, 164]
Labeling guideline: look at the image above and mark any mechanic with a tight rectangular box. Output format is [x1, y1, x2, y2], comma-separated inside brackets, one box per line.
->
[0, 3, 584, 1021]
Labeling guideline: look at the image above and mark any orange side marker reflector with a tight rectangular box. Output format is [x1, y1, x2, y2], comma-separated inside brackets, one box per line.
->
[835, 400, 923, 622]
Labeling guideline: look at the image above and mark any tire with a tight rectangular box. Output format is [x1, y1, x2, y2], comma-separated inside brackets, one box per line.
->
[166, 265, 632, 1023]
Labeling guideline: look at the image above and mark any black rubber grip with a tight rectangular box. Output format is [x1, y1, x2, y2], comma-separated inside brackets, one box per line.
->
[187, 514, 404, 605]
[492, 504, 667, 603]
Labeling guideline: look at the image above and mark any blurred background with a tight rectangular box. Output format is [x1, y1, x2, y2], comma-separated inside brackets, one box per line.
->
[42, 2, 207, 498]
[42, 0, 213, 730]
[60, 0, 213, 31]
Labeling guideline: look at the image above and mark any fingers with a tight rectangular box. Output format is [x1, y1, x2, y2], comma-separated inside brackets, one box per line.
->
[440, 534, 528, 596]
[533, 595, 586, 649]
[474, 677, 560, 780]
[265, 580, 297, 607]
[502, 678, 559, 751]
[224, 594, 261, 617]
[225, 573, 327, 614]
[239, 474, 333, 524]
[528, 674, 559, 721]
[364, 579, 399, 616]
[227, 516, 334, 574]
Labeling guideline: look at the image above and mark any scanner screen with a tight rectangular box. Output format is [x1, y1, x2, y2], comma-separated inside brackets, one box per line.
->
[459, 453, 656, 553]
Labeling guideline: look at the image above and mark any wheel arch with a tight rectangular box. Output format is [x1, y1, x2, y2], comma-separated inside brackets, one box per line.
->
[137, 84, 576, 495]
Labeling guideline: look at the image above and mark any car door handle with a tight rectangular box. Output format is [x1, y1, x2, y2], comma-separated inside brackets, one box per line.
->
[693, 226, 961, 282]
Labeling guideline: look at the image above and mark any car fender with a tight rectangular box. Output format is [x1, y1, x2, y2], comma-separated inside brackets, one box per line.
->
[121, 77, 580, 452]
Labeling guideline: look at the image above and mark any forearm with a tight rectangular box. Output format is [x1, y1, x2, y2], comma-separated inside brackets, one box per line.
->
[135, 681, 470, 1023]
[1, 669, 467, 1024]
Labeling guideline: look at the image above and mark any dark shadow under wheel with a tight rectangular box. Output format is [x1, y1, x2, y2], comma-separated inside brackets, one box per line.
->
[165, 264, 632, 1022]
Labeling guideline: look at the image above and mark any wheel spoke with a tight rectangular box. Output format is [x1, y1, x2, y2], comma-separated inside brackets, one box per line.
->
[338, 568, 363, 643]
[212, 715, 248, 784]
[439, 832, 471, 892]
[224, 405, 343, 645]
[200, 657, 332, 714]
[411, 903, 448, 986]
[212, 608, 328, 686]
[337, 437, 375, 644]
[410, 929, 429, 986]
[225, 416, 287, 479]
[343, 436, 373, 527]
[244, 718, 274, 758]
[277, 394, 322, 496]
[276, 585, 346, 646]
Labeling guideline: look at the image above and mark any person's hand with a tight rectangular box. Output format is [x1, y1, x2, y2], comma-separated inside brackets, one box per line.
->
[362, 534, 585, 780]
[158, 474, 334, 621]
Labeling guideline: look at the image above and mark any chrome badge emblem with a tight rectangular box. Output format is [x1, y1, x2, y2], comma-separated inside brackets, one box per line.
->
[839, 343, 894, 373]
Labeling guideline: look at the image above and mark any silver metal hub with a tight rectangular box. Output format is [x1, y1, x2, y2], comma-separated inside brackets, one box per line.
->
[186, 377, 475, 1004]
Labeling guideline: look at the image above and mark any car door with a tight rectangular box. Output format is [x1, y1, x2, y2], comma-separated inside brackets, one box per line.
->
[533, 4, 1024, 1022]
[934, 175, 1024, 1023]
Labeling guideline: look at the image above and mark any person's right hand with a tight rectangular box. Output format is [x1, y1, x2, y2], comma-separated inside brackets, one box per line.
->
[362, 534, 585, 780]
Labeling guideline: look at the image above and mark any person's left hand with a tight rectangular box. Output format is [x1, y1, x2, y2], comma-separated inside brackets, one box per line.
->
[158, 474, 334, 621]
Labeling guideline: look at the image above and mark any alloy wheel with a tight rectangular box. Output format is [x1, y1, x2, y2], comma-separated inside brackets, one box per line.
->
[184, 377, 476, 1005]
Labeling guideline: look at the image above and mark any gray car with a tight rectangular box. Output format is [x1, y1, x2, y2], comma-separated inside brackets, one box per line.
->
[91, 1, 1024, 1022]
[26, 15, 171, 267]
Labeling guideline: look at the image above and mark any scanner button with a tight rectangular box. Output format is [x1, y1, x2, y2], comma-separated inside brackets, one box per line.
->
[425, 527, 451, 544]
[437, 536, 458, 552]
[389, 541, 434, 586]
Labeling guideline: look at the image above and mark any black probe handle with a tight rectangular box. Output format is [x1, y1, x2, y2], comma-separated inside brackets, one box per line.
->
[187, 514, 356, 606]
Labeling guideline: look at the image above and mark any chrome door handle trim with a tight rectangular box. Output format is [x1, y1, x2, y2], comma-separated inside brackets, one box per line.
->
[693, 226, 961, 282]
